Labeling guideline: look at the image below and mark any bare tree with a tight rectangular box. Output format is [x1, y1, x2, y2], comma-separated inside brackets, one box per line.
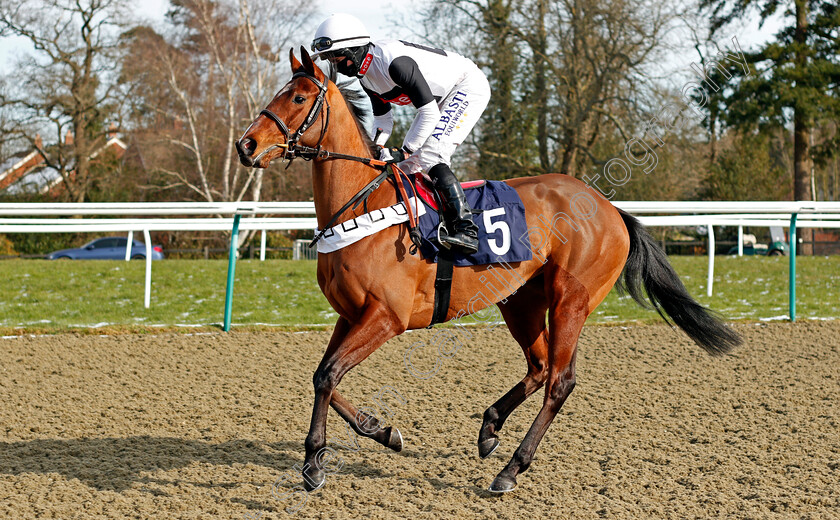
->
[0, 79, 16, 163]
[550, 0, 674, 176]
[0, 0, 130, 201]
[122, 0, 315, 204]
[420, 0, 678, 178]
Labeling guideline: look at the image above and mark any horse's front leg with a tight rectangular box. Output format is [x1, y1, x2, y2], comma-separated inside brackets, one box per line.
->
[302, 306, 403, 491]
[330, 390, 404, 451]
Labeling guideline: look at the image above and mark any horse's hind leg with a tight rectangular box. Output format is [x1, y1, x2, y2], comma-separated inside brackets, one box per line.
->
[489, 266, 588, 493]
[478, 276, 549, 458]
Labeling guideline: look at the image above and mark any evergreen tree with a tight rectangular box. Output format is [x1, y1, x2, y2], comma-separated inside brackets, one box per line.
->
[701, 132, 791, 200]
[699, 0, 840, 251]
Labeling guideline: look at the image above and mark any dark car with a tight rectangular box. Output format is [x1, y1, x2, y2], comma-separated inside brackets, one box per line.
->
[46, 237, 165, 260]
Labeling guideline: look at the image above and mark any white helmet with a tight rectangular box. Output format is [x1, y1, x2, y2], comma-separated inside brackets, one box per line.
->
[311, 13, 371, 58]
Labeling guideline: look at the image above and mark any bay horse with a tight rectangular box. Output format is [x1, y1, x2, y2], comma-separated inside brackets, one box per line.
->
[236, 48, 741, 493]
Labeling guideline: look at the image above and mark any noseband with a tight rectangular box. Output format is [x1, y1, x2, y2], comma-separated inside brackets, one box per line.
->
[258, 71, 331, 166]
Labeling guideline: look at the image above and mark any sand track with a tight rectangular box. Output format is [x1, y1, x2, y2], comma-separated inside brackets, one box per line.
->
[1, 322, 838, 519]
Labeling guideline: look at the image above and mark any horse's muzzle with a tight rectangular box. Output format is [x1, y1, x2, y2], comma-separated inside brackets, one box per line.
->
[236, 138, 257, 167]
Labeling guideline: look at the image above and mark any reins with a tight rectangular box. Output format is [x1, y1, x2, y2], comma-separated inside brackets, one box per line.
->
[307, 163, 422, 254]
[260, 71, 422, 252]
[308, 167, 389, 248]
[389, 164, 423, 254]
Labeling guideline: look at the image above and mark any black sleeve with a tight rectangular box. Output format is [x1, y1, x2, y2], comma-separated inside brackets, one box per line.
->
[363, 87, 392, 117]
[388, 56, 435, 108]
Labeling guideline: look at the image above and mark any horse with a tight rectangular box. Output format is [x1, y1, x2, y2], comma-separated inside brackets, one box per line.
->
[235, 48, 741, 494]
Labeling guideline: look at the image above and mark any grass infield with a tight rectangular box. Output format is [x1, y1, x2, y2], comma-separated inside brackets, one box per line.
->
[1, 256, 838, 334]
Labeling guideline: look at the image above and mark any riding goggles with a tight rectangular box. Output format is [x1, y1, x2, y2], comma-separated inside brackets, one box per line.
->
[311, 36, 366, 53]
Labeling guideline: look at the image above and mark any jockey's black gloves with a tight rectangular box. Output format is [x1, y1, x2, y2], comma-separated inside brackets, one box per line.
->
[378, 146, 411, 164]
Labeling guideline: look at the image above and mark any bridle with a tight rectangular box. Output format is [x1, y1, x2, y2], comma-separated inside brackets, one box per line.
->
[249, 69, 422, 252]
[255, 70, 393, 171]
[256, 71, 331, 167]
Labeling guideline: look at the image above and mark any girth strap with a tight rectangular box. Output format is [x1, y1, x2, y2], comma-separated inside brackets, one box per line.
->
[429, 251, 454, 327]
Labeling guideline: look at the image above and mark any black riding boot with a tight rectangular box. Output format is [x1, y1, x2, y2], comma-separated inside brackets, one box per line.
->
[429, 164, 479, 254]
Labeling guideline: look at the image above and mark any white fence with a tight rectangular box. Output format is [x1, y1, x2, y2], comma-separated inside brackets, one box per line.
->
[0, 202, 316, 216]
[2, 201, 840, 326]
[0, 203, 316, 311]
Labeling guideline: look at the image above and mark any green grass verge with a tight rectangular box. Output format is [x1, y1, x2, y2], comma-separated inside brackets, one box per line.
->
[593, 255, 840, 324]
[0, 256, 838, 334]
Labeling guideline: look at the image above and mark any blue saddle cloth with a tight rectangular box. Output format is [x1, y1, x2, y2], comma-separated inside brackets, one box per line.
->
[400, 176, 532, 266]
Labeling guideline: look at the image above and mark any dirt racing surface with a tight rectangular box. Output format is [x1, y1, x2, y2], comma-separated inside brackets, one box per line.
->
[1, 321, 838, 520]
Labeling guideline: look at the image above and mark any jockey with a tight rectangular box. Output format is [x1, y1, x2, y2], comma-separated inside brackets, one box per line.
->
[311, 13, 491, 254]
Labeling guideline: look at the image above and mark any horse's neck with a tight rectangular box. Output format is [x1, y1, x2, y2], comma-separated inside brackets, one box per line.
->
[311, 111, 395, 229]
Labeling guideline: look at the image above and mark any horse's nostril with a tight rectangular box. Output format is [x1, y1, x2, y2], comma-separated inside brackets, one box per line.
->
[238, 138, 257, 156]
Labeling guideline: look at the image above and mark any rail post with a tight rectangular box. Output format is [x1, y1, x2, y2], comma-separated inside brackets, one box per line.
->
[707, 224, 715, 297]
[125, 230, 133, 261]
[143, 228, 152, 308]
[223, 214, 242, 331]
[789, 213, 798, 322]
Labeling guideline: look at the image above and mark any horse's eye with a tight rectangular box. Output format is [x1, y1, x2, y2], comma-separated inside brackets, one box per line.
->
[293, 95, 305, 104]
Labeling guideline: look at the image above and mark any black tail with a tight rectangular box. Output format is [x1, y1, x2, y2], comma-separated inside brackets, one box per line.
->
[616, 209, 742, 355]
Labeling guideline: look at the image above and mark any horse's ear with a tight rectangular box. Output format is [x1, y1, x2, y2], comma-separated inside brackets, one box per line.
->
[289, 48, 304, 74]
[299, 46, 324, 81]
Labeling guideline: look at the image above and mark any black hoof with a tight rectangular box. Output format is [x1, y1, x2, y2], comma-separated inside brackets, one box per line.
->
[302, 465, 326, 492]
[478, 437, 500, 459]
[386, 427, 403, 452]
[488, 474, 517, 494]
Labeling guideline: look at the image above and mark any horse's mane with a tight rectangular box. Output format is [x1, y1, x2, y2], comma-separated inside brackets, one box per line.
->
[324, 63, 374, 150]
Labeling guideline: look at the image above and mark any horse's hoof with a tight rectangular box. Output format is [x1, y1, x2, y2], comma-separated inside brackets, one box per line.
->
[488, 474, 517, 494]
[478, 437, 500, 459]
[386, 427, 403, 452]
[302, 466, 326, 492]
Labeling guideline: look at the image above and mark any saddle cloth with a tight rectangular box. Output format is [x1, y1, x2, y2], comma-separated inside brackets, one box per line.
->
[315, 197, 427, 253]
[315, 175, 533, 268]
[401, 175, 533, 266]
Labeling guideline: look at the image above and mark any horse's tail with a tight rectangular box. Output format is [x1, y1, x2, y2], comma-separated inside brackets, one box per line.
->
[616, 209, 742, 355]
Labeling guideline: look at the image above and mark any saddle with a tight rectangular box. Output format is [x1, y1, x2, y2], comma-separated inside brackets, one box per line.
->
[412, 174, 486, 212]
